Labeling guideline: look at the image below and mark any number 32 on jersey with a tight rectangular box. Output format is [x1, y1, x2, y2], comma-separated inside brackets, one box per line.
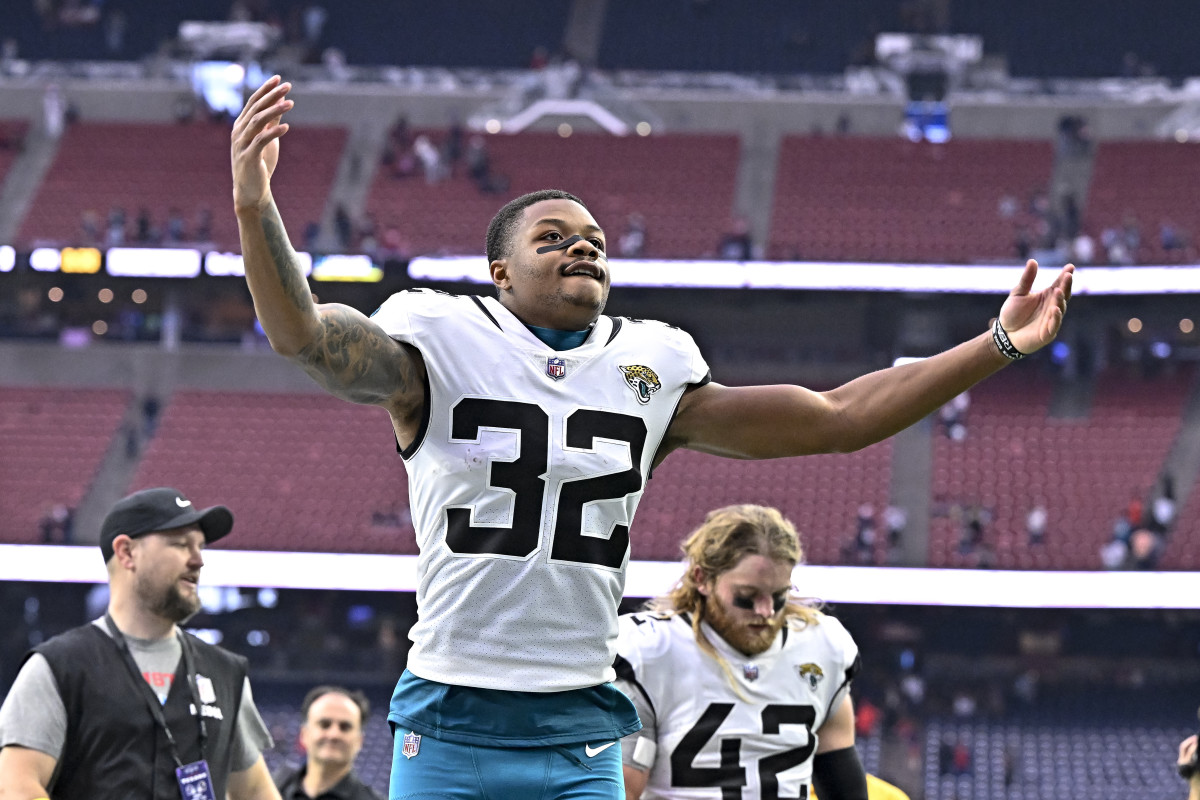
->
[444, 397, 648, 570]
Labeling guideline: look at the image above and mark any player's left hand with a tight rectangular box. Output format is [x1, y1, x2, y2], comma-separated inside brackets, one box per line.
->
[996, 259, 1074, 356]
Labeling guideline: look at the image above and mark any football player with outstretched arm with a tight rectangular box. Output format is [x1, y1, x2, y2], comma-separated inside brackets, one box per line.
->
[231, 76, 1071, 800]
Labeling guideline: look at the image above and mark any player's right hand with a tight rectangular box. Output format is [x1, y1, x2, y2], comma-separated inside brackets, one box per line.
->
[231, 75, 293, 214]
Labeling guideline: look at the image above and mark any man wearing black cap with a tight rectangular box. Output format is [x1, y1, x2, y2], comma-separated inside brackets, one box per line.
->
[0, 487, 282, 800]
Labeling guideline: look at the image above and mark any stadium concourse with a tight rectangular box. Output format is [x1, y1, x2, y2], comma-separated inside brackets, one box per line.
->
[3, 1, 1200, 797]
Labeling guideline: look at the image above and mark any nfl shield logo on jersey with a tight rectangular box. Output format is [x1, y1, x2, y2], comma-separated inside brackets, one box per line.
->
[402, 731, 422, 759]
[743, 664, 759, 682]
[546, 357, 567, 380]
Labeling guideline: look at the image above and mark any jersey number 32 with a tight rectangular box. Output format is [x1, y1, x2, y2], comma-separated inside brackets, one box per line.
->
[445, 398, 648, 569]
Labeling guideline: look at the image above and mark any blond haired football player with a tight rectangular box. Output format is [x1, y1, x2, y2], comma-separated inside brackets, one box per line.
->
[616, 505, 868, 800]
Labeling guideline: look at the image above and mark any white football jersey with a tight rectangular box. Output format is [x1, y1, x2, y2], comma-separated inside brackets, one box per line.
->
[615, 611, 860, 800]
[372, 290, 710, 690]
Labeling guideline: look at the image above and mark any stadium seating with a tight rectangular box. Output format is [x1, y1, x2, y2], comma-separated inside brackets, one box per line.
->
[769, 137, 1055, 263]
[0, 385, 130, 543]
[124, 389, 890, 563]
[17, 121, 346, 251]
[923, 685, 1192, 800]
[928, 366, 1194, 570]
[366, 130, 740, 258]
[128, 391, 414, 554]
[634, 443, 894, 565]
[1085, 141, 1200, 263]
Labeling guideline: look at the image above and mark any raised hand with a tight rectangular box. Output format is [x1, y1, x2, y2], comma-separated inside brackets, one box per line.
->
[231, 75, 293, 214]
[996, 259, 1074, 356]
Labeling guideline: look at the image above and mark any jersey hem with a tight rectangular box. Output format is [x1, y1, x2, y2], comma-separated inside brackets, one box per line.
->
[386, 711, 641, 748]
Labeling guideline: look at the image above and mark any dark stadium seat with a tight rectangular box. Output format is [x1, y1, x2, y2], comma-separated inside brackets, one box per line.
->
[634, 443, 893, 565]
[0, 386, 130, 544]
[769, 137, 1055, 263]
[1085, 141, 1200, 264]
[17, 122, 346, 251]
[129, 391, 414, 554]
[928, 366, 1194, 570]
[366, 130, 740, 258]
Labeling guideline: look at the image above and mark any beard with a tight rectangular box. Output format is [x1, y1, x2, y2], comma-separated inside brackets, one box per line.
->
[136, 572, 201, 623]
[704, 593, 784, 657]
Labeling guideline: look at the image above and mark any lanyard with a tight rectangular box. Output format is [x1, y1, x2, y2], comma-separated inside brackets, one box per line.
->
[103, 614, 208, 768]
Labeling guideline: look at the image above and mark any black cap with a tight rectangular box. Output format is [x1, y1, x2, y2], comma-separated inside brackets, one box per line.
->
[100, 487, 233, 563]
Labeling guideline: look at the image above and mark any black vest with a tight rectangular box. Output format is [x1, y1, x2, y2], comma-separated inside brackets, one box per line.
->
[32, 623, 247, 800]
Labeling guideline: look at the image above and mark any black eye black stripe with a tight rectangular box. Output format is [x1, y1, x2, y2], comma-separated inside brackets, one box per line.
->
[536, 233, 586, 254]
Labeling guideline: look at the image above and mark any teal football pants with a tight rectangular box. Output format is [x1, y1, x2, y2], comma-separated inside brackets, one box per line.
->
[390, 731, 623, 800]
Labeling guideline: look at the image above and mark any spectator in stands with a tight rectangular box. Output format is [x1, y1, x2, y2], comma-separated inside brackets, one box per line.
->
[1129, 527, 1164, 570]
[231, 75, 1073, 800]
[1125, 492, 1145, 529]
[38, 502, 74, 544]
[43, 83, 66, 139]
[1025, 501, 1047, 546]
[1003, 746, 1019, 788]
[1160, 219, 1191, 259]
[0, 487, 279, 799]
[718, 215, 754, 260]
[959, 505, 987, 555]
[142, 395, 161, 438]
[883, 504, 907, 563]
[618, 212, 647, 258]
[194, 206, 214, 242]
[134, 206, 157, 244]
[79, 209, 101, 244]
[106, 206, 127, 247]
[165, 207, 188, 243]
[411, 135, 445, 185]
[1013, 222, 1032, 262]
[272, 686, 381, 800]
[1101, 223, 1135, 265]
[854, 501, 877, 564]
[441, 120, 464, 176]
[1179, 734, 1200, 800]
[939, 390, 969, 441]
[333, 204, 354, 250]
[1100, 533, 1129, 570]
[1071, 229, 1096, 265]
[1150, 475, 1177, 534]
[466, 135, 507, 195]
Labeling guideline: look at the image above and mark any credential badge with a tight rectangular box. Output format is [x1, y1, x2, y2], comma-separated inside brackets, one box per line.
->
[547, 357, 567, 380]
[195, 675, 217, 705]
[402, 731, 422, 759]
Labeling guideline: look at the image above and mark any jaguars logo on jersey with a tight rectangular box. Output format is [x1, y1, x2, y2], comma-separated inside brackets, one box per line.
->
[620, 365, 661, 405]
[798, 662, 825, 690]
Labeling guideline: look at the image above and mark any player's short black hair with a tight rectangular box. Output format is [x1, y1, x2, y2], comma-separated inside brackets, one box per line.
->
[300, 685, 371, 727]
[485, 189, 586, 264]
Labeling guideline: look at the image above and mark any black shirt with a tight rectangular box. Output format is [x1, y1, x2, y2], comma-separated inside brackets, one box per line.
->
[274, 763, 382, 800]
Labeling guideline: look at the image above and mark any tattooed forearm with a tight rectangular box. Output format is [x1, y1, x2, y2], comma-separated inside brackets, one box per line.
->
[261, 202, 311, 312]
[295, 306, 423, 407]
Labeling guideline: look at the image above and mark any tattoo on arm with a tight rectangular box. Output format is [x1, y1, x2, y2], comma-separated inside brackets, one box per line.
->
[261, 203, 311, 312]
[296, 307, 423, 407]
